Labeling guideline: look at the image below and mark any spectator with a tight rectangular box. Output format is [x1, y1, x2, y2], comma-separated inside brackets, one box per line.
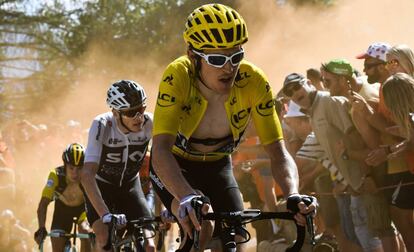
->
[352, 43, 414, 251]
[282, 72, 382, 251]
[0, 209, 31, 251]
[306, 68, 325, 91]
[322, 59, 399, 252]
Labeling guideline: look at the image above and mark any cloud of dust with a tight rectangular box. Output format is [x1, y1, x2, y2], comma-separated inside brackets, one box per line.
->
[238, 0, 414, 91]
[12, 0, 414, 238]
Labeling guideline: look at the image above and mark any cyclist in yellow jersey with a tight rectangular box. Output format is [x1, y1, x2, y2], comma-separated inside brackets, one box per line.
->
[150, 4, 317, 251]
[34, 143, 92, 252]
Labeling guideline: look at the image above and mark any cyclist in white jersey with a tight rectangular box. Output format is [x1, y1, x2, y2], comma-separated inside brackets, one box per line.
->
[81, 80, 153, 252]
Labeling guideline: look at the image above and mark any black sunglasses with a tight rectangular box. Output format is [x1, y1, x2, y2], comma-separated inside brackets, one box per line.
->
[121, 106, 146, 118]
[364, 62, 385, 70]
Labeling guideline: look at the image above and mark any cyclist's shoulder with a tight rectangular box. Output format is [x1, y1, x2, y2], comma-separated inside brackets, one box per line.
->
[235, 60, 269, 90]
[162, 56, 194, 87]
[89, 112, 116, 130]
[92, 112, 113, 123]
[42, 167, 60, 192]
[165, 55, 192, 72]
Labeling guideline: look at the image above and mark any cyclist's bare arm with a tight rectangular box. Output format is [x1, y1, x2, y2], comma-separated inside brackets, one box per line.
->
[263, 139, 298, 197]
[80, 162, 109, 218]
[152, 134, 197, 200]
[36, 197, 51, 228]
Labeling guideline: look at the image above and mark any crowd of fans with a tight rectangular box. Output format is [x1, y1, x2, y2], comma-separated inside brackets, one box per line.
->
[233, 42, 414, 252]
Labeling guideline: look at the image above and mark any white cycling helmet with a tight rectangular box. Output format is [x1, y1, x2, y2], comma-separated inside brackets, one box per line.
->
[106, 80, 147, 110]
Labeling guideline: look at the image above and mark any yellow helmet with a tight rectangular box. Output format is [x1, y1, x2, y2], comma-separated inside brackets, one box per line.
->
[183, 3, 248, 50]
[62, 143, 85, 167]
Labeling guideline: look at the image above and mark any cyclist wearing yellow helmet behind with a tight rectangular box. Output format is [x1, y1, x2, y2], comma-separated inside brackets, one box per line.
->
[150, 3, 317, 251]
[35, 143, 92, 252]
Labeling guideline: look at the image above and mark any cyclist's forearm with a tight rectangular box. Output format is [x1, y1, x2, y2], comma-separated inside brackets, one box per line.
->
[266, 141, 299, 197]
[37, 198, 50, 228]
[81, 166, 109, 217]
[152, 147, 195, 200]
[262, 176, 277, 212]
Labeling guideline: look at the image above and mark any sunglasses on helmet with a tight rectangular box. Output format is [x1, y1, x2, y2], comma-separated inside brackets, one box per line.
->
[192, 48, 244, 68]
[120, 105, 146, 119]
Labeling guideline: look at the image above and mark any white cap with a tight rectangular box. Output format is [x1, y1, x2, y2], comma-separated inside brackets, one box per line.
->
[284, 101, 307, 118]
[356, 42, 391, 62]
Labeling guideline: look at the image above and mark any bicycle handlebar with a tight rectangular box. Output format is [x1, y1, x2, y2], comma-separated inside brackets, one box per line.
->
[47, 231, 93, 239]
[193, 208, 308, 252]
[103, 216, 163, 251]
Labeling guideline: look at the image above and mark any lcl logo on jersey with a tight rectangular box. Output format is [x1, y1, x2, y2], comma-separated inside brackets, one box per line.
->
[231, 107, 251, 130]
[256, 99, 274, 116]
[234, 71, 251, 88]
[163, 74, 174, 86]
[105, 150, 146, 163]
[157, 92, 176, 107]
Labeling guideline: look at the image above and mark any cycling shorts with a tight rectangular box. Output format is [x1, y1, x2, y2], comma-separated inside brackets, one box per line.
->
[149, 154, 245, 237]
[51, 200, 85, 233]
[84, 177, 152, 225]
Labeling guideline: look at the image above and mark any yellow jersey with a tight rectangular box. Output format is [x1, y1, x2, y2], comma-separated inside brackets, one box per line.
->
[153, 56, 283, 161]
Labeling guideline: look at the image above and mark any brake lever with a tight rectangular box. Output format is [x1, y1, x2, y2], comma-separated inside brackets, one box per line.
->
[191, 198, 203, 251]
[306, 214, 316, 246]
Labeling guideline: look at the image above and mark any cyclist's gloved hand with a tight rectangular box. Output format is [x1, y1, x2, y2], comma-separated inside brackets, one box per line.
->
[178, 194, 200, 219]
[161, 209, 175, 223]
[102, 213, 127, 226]
[34, 227, 47, 245]
[287, 193, 318, 214]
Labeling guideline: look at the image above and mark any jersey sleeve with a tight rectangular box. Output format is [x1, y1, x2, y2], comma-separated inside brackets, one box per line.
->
[84, 116, 105, 163]
[153, 58, 190, 137]
[41, 170, 58, 200]
[250, 70, 283, 145]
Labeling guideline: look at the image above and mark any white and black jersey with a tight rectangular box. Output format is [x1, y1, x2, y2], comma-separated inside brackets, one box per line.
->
[85, 112, 152, 187]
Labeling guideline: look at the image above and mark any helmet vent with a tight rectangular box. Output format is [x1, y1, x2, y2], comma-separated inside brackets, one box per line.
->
[194, 32, 203, 42]
[236, 24, 241, 41]
[212, 5, 220, 11]
[195, 17, 201, 25]
[204, 14, 213, 23]
[201, 30, 212, 42]
[214, 14, 222, 23]
[190, 34, 201, 43]
[187, 20, 193, 28]
[231, 11, 238, 19]
[223, 28, 233, 43]
[225, 12, 232, 22]
[210, 29, 222, 43]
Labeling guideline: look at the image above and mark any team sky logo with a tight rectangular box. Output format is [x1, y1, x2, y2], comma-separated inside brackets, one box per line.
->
[234, 71, 251, 88]
[231, 107, 251, 130]
[163, 74, 174, 86]
[157, 92, 176, 107]
[256, 99, 274, 116]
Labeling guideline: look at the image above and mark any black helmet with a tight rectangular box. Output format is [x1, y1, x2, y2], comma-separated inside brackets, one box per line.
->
[62, 143, 85, 167]
[106, 80, 147, 110]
